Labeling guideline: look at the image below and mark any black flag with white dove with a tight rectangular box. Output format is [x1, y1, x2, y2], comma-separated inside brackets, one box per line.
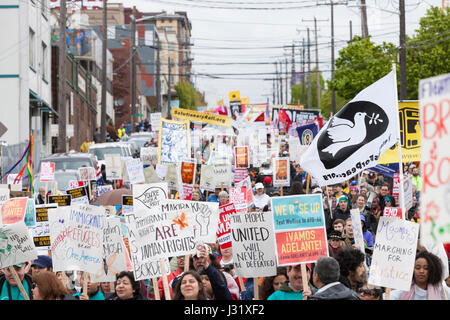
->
[300, 70, 399, 186]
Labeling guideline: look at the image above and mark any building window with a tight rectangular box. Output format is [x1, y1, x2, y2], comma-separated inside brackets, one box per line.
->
[42, 42, 47, 80]
[29, 28, 35, 68]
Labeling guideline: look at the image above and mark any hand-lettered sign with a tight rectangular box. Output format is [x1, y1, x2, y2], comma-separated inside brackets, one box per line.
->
[30, 204, 58, 249]
[1, 197, 28, 225]
[383, 207, 402, 219]
[0, 221, 38, 268]
[217, 203, 236, 250]
[40, 162, 55, 182]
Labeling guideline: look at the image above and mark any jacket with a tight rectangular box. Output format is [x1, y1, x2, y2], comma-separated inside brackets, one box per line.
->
[332, 207, 351, 222]
[73, 289, 105, 300]
[106, 293, 148, 300]
[267, 282, 304, 300]
[0, 273, 33, 300]
[308, 282, 360, 300]
[202, 265, 232, 300]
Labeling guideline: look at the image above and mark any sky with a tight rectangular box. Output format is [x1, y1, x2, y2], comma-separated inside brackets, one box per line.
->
[117, 0, 444, 108]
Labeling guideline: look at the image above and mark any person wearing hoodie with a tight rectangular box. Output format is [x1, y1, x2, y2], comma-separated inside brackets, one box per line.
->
[267, 264, 312, 300]
[332, 196, 351, 223]
[308, 257, 360, 300]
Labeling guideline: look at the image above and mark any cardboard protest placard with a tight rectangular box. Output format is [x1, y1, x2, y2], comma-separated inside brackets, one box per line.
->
[271, 194, 328, 266]
[217, 203, 236, 250]
[165, 165, 179, 190]
[0, 221, 38, 269]
[234, 146, 249, 168]
[91, 216, 128, 282]
[48, 195, 72, 207]
[273, 157, 290, 186]
[40, 162, 55, 182]
[231, 211, 277, 278]
[24, 199, 36, 227]
[235, 177, 254, 206]
[78, 167, 96, 181]
[126, 158, 145, 185]
[1, 197, 28, 225]
[230, 186, 248, 214]
[200, 165, 215, 191]
[30, 204, 58, 249]
[143, 165, 162, 183]
[180, 160, 196, 186]
[66, 186, 89, 205]
[122, 195, 133, 215]
[140, 147, 158, 166]
[383, 207, 402, 219]
[214, 161, 232, 188]
[157, 118, 191, 166]
[49, 205, 106, 273]
[368, 217, 419, 291]
[133, 183, 168, 213]
[419, 73, 450, 244]
[350, 209, 366, 255]
[105, 154, 122, 180]
[233, 168, 248, 184]
[122, 211, 171, 281]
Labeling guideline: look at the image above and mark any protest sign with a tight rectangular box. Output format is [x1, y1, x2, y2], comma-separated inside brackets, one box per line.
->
[141, 147, 158, 166]
[30, 204, 58, 249]
[171, 107, 231, 127]
[105, 154, 122, 180]
[1, 197, 28, 225]
[165, 165, 179, 190]
[233, 168, 248, 184]
[419, 73, 450, 244]
[40, 162, 55, 182]
[231, 211, 277, 278]
[49, 205, 106, 273]
[97, 185, 113, 197]
[143, 165, 162, 183]
[0, 188, 10, 208]
[24, 199, 36, 227]
[235, 177, 254, 206]
[199, 165, 215, 191]
[214, 161, 232, 188]
[368, 217, 419, 291]
[157, 118, 191, 165]
[151, 112, 161, 131]
[66, 186, 89, 205]
[7, 174, 22, 188]
[126, 158, 145, 185]
[350, 209, 366, 255]
[122, 211, 171, 281]
[230, 186, 248, 214]
[121, 157, 132, 182]
[68, 180, 85, 190]
[91, 216, 128, 282]
[180, 160, 196, 186]
[271, 194, 328, 266]
[155, 164, 168, 180]
[133, 183, 168, 213]
[122, 195, 134, 215]
[48, 195, 72, 207]
[234, 146, 249, 168]
[78, 167, 96, 181]
[272, 107, 320, 125]
[383, 207, 402, 219]
[217, 203, 236, 250]
[392, 173, 400, 196]
[403, 176, 413, 211]
[273, 157, 290, 186]
[0, 221, 38, 269]
[181, 185, 193, 200]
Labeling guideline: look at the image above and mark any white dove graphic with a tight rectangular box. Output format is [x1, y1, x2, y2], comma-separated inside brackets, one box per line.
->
[322, 112, 367, 157]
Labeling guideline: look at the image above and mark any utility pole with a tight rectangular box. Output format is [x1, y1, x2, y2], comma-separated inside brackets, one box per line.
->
[285, 58, 288, 105]
[130, 6, 137, 134]
[272, 79, 276, 105]
[349, 20, 353, 42]
[100, 0, 107, 142]
[279, 61, 283, 105]
[57, 0, 67, 153]
[156, 39, 161, 113]
[168, 57, 172, 117]
[331, 1, 336, 115]
[360, 0, 369, 38]
[307, 27, 312, 109]
[290, 43, 295, 88]
[274, 62, 279, 104]
[399, 0, 407, 99]
[301, 38, 306, 107]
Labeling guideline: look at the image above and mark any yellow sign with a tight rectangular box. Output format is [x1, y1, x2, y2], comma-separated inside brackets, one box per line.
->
[229, 90, 240, 102]
[171, 107, 231, 127]
[241, 97, 249, 105]
[378, 101, 421, 164]
[218, 99, 223, 106]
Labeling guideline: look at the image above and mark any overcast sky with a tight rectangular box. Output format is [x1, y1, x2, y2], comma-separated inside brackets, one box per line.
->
[119, 0, 444, 107]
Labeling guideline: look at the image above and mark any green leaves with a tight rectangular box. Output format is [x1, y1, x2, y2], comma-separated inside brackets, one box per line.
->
[174, 80, 206, 110]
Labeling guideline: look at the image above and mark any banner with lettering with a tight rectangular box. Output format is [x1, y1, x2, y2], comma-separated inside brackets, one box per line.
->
[133, 183, 168, 213]
[24, 199, 36, 227]
[1, 197, 28, 225]
[234, 146, 249, 168]
[126, 158, 145, 185]
[270, 194, 328, 266]
[368, 217, 419, 291]
[140, 147, 158, 166]
[200, 165, 215, 191]
[30, 204, 58, 249]
[230, 187, 248, 214]
[214, 161, 232, 188]
[66, 186, 89, 205]
[105, 154, 122, 180]
[419, 73, 450, 244]
[48, 195, 72, 207]
[49, 205, 106, 273]
[216, 203, 236, 250]
[231, 211, 277, 278]
[180, 160, 196, 186]
[273, 157, 290, 186]
[40, 162, 55, 182]
[0, 221, 38, 268]
[157, 118, 191, 166]
[383, 207, 402, 219]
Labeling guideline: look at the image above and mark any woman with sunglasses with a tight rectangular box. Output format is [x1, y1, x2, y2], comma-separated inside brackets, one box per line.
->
[358, 284, 383, 300]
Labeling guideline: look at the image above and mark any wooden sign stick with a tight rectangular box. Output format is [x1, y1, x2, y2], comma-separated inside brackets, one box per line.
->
[44, 182, 48, 204]
[221, 182, 224, 192]
[280, 184, 283, 196]
[253, 277, 259, 300]
[385, 287, 391, 300]
[184, 254, 190, 271]
[152, 278, 160, 300]
[238, 277, 246, 291]
[305, 174, 311, 194]
[8, 266, 30, 300]
[83, 272, 88, 296]
[87, 180, 92, 200]
[159, 258, 171, 300]
[301, 264, 309, 293]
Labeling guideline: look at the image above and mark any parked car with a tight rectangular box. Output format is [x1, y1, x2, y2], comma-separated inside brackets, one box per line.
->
[37, 152, 98, 173]
[33, 169, 81, 193]
[88, 142, 133, 167]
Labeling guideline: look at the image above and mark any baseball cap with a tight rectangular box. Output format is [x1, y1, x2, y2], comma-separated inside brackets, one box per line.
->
[255, 183, 264, 189]
[31, 255, 53, 269]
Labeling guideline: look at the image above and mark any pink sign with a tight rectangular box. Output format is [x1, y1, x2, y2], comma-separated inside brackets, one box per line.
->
[393, 173, 400, 196]
[216, 203, 236, 250]
[40, 162, 55, 182]
[233, 168, 249, 184]
[1, 197, 28, 224]
[383, 207, 402, 219]
[68, 180, 85, 190]
[182, 185, 193, 200]
[230, 186, 248, 214]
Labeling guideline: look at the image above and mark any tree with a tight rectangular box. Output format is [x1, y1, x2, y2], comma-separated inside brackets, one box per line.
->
[328, 36, 397, 101]
[319, 90, 348, 119]
[406, 6, 450, 99]
[174, 79, 207, 110]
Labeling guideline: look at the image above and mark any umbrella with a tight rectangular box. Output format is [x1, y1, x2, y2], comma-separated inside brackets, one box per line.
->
[90, 187, 131, 206]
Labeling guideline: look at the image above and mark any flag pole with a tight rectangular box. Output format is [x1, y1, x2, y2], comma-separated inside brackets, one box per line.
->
[392, 63, 406, 219]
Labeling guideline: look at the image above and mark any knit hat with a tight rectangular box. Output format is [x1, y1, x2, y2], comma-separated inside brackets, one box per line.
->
[328, 230, 345, 241]
[337, 195, 348, 204]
